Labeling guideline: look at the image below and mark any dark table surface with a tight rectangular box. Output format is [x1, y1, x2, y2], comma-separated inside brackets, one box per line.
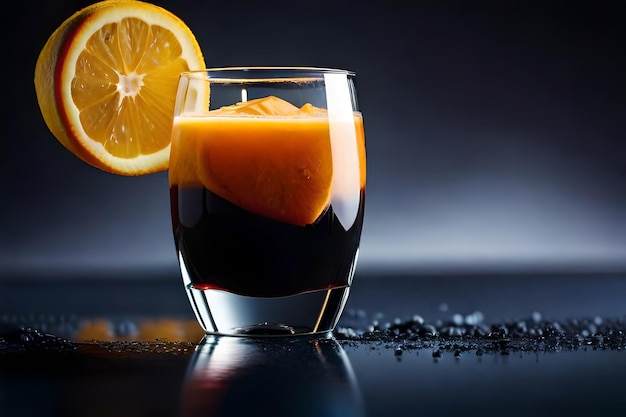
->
[1, 271, 625, 417]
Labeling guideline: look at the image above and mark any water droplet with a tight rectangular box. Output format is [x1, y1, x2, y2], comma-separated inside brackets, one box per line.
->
[531, 311, 542, 323]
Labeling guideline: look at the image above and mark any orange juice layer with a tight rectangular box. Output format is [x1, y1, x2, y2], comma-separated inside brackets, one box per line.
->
[169, 97, 366, 227]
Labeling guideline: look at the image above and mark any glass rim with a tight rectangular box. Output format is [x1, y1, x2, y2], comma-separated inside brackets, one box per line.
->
[179, 66, 356, 79]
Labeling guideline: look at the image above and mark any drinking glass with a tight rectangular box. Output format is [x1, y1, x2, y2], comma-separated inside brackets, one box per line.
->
[169, 67, 366, 336]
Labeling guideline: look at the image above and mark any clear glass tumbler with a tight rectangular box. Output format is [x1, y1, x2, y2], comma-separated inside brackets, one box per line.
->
[169, 67, 366, 336]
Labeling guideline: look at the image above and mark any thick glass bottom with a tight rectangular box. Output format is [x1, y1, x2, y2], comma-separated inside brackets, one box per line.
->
[183, 282, 351, 336]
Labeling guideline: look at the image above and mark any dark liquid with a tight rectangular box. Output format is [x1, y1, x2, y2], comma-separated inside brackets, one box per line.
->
[171, 186, 365, 297]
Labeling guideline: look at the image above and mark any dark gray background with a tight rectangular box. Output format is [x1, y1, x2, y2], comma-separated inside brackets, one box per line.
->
[1, 0, 625, 279]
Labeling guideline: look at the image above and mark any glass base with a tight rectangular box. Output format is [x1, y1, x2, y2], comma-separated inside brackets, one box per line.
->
[183, 284, 351, 336]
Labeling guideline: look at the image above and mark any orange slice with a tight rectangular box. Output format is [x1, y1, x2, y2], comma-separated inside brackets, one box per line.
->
[170, 96, 336, 226]
[34, 0, 205, 175]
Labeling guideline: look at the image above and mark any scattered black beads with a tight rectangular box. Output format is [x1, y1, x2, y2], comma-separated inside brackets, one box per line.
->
[0, 327, 77, 353]
[336, 309, 626, 355]
[1, 311, 625, 357]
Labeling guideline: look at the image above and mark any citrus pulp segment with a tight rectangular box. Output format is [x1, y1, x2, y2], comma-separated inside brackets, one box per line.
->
[170, 96, 339, 226]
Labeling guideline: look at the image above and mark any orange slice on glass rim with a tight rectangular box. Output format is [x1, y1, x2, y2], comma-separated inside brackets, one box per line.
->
[34, 0, 205, 175]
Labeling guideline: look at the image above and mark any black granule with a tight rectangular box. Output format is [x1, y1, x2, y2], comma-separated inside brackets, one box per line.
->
[335, 310, 626, 355]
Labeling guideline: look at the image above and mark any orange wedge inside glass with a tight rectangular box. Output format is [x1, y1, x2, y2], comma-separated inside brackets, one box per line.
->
[170, 96, 348, 227]
[34, 0, 205, 175]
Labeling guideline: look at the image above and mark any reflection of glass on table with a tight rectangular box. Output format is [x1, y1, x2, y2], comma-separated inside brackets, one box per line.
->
[179, 335, 365, 417]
